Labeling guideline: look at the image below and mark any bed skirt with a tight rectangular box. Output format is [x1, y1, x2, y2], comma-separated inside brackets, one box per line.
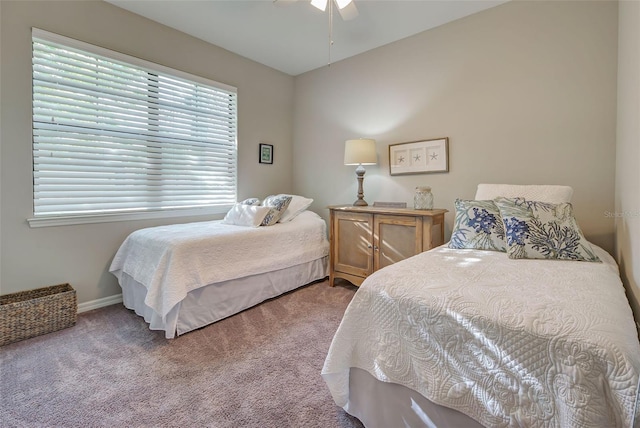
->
[346, 368, 483, 428]
[119, 257, 328, 338]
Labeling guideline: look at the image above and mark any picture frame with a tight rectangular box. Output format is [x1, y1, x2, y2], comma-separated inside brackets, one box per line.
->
[389, 137, 449, 175]
[259, 143, 273, 164]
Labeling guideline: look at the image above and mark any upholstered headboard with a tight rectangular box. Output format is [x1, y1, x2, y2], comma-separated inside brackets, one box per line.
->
[474, 184, 573, 203]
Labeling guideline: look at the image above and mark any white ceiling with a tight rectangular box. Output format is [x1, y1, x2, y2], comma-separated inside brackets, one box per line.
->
[105, 0, 508, 76]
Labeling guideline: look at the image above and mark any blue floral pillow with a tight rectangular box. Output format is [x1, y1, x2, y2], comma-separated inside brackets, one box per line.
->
[240, 197, 261, 206]
[494, 197, 600, 262]
[260, 195, 292, 226]
[448, 199, 506, 252]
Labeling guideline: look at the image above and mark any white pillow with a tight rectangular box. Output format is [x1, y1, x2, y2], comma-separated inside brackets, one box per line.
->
[222, 204, 272, 227]
[474, 184, 573, 204]
[278, 195, 314, 223]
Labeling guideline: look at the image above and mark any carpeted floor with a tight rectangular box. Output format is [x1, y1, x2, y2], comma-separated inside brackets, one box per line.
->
[0, 280, 364, 428]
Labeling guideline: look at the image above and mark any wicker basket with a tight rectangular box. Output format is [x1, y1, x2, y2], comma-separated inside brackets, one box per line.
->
[0, 283, 77, 346]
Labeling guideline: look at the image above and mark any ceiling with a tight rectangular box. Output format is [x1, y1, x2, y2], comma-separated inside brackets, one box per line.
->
[105, 0, 508, 76]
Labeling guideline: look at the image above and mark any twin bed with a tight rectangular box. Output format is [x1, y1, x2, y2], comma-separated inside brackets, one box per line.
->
[323, 184, 640, 427]
[109, 200, 329, 338]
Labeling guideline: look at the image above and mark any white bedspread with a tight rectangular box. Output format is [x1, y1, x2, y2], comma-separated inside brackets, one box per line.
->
[109, 210, 329, 319]
[323, 245, 640, 427]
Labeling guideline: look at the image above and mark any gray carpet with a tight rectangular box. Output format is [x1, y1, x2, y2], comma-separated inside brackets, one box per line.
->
[0, 280, 364, 428]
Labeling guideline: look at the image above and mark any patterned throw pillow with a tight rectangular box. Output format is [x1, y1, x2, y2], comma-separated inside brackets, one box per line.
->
[494, 197, 600, 262]
[260, 195, 293, 226]
[448, 199, 506, 251]
[239, 197, 261, 206]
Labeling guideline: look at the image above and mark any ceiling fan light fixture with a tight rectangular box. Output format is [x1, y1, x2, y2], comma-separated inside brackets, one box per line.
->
[335, 0, 352, 9]
[310, 0, 328, 11]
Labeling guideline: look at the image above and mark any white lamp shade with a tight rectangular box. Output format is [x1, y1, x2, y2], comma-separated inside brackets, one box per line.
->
[344, 139, 377, 165]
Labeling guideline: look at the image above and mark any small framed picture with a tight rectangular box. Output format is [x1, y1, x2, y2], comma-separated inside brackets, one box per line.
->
[389, 137, 449, 175]
[259, 143, 273, 164]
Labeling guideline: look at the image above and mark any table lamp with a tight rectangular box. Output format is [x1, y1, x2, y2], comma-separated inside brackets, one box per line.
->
[344, 138, 377, 206]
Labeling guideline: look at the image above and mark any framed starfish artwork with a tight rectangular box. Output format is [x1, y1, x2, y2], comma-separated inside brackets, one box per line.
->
[389, 137, 449, 175]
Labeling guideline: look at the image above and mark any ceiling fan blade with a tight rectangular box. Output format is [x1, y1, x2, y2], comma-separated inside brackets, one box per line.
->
[310, 0, 328, 11]
[337, 1, 358, 20]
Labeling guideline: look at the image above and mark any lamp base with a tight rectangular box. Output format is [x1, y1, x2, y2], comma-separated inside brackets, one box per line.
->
[352, 165, 368, 207]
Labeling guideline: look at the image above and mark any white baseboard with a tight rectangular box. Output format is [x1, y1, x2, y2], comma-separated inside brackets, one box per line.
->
[78, 293, 123, 313]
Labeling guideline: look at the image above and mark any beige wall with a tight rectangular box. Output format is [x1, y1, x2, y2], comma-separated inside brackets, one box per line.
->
[616, 0, 640, 326]
[293, 1, 618, 254]
[0, 1, 294, 303]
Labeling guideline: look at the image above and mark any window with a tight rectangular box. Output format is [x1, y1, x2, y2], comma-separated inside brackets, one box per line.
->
[29, 29, 238, 227]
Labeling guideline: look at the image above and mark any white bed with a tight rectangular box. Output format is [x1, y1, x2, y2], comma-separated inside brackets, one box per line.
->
[323, 245, 640, 427]
[322, 185, 640, 427]
[109, 210, 329, 338]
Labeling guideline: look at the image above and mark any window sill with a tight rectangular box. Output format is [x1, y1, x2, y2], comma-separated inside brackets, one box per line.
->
[27, 206, 232, 228]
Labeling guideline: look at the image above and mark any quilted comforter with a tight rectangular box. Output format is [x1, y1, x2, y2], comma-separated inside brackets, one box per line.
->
[109, 210, 329, 319]
[322, 245, 640, 427]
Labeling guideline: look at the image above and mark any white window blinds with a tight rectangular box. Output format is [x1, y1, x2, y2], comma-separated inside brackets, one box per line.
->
[31, 29, 238, 220]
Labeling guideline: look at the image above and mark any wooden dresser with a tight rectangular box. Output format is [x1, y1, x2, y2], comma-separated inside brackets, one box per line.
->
[328, 205, 447, 287]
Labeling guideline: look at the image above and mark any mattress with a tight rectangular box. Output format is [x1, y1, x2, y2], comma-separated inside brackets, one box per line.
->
[323, 245, 640, 427]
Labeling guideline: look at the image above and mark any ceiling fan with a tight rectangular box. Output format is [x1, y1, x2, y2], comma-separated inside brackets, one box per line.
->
[274, 0, 359, 66]
[311, 0, 359, 20]
[274, 0, 359, 21]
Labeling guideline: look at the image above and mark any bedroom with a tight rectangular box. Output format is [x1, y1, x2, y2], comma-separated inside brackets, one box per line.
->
[1, 0, 639, 426]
